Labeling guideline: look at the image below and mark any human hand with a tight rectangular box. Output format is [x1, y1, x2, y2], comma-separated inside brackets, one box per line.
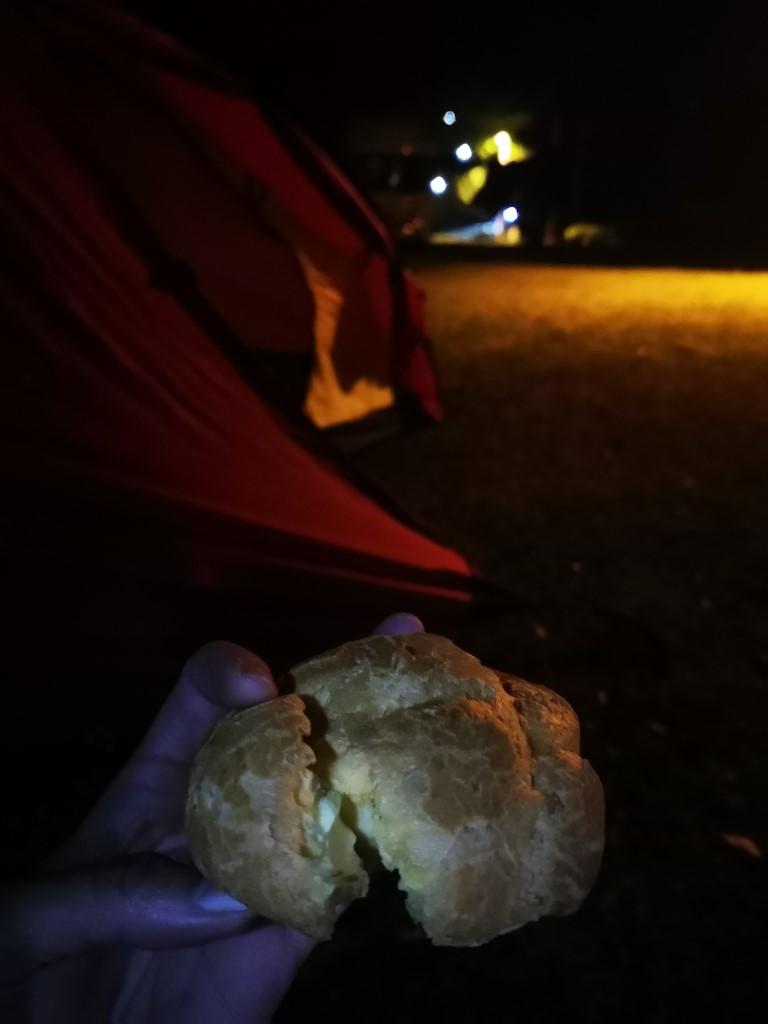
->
[0, 613, 424, 1023]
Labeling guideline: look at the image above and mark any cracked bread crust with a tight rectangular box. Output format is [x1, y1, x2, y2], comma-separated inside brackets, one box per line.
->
[187, 634, 605, 945]
[285, 631, 500, 729]
[185, 695, 367, 939]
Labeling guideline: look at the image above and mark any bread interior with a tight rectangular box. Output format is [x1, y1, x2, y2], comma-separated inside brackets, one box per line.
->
[301, 726, 385, 898]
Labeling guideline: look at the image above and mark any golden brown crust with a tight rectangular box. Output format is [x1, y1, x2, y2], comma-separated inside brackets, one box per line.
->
[186, 633, 605, 946]
[185, 695, 367, 939]
[344, 698, 543, 945]
[286, 632, 500, 726]
[497, 671, 581, 755]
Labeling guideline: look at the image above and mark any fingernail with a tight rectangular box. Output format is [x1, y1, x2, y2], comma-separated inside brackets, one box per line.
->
[237, 657, 276, 695]
[199, 885, 249, 913]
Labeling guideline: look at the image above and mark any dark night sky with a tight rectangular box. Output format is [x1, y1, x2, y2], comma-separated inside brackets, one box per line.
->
[127, 1, 768, 244]
[128, 2, 765, 117]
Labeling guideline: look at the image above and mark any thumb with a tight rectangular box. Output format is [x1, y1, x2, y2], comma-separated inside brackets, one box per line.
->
[0, 853, 254, 981]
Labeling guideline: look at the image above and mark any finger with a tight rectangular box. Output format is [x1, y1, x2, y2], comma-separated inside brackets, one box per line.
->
[373, 612, 425, 636]
[137, 641, 277, 766]
[0, 854, 257, 983]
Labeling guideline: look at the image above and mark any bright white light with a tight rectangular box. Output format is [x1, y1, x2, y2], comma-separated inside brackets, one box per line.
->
[443, 110, 456, 125]
[455, 143, 473, 162]
[502, 205, 519, 224]
[494, 130, 513, 166]
[429, 175, 448, 195]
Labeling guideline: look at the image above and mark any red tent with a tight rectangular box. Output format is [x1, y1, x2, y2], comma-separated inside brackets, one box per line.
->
[1, 2, 479, 737]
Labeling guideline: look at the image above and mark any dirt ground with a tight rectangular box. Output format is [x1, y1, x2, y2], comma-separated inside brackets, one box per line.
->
[276, 260, 768, 1022]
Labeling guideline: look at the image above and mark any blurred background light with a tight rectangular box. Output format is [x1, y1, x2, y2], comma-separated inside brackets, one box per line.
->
[429, 175, 448, 195]
[477, 131, 533, 165]
[456, 165, 488, 204]
[493, 131, 513, 166]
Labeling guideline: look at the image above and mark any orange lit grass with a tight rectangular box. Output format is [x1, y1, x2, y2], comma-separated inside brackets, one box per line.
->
[358, 264, 768, 583]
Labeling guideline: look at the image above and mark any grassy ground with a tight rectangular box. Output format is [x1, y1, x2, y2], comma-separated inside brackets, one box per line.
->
[278, 262, 768, 1022]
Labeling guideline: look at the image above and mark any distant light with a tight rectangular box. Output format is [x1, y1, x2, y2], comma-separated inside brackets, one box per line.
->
[443, 110, 456, 125]
[494, 130, 513, 166]
[455, 143, 473, 162]
[429, 175, 448, 195]
[477, 132, 531, 164]
[456, 164, 488, 205]
[502, 206, 519, 224]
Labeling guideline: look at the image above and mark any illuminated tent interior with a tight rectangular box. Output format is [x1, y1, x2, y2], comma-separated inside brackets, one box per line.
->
[1, 2, 482, 738]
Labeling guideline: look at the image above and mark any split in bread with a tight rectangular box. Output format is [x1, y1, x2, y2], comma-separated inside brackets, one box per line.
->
[186, 632, 605, 946]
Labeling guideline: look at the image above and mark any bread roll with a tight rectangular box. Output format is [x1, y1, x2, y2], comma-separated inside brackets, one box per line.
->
[186, 633, 604, 946]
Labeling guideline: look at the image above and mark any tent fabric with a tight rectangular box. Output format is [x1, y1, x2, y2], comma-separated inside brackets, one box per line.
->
[3, 0, 443, 431]
[1, 2, 477, 734]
